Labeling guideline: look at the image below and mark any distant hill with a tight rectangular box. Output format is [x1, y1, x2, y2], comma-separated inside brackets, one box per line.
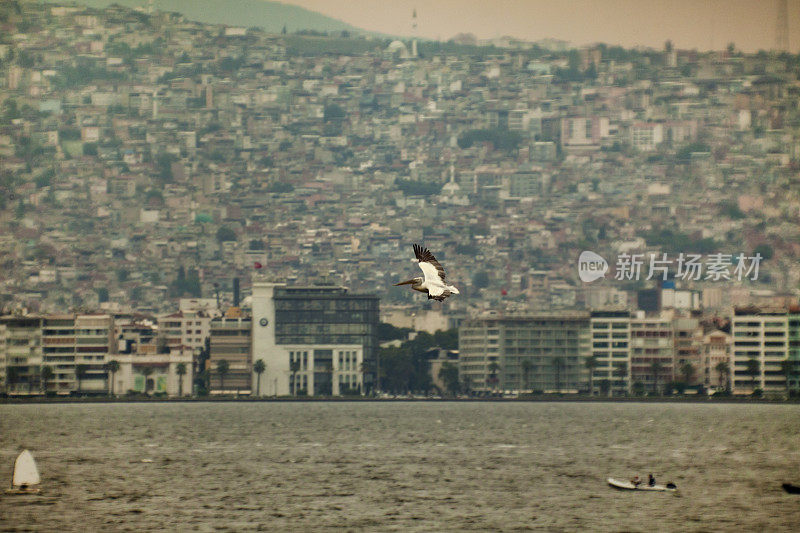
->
[45, 0, 364, 35]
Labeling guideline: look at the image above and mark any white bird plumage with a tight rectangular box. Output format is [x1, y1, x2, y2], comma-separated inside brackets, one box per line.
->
[394, 244, 460, 302]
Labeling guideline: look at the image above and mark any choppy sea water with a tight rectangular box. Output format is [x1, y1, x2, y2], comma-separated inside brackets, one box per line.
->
[1, 402, 799, 532]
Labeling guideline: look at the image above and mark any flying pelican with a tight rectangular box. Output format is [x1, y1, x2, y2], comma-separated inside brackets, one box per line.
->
[394, 244, 460, 302]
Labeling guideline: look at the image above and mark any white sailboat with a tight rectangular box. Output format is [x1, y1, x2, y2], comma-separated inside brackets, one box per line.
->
[6, 450, 41, 494]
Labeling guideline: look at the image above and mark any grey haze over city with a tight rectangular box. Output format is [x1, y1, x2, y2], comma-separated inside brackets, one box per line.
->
[1, 1, 800, 530]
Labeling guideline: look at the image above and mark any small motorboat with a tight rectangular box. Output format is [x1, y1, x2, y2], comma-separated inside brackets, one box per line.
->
[782, 483, 800, 494]
[608, 477, 677, 492]
[6, 450, 41, 494]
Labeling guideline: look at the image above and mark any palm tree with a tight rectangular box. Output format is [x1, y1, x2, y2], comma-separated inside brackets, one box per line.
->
[746, 357, 760, 393]
[649, 360, 663, 396]
[176, 362, 187, 397]
[141, 366, 155, 395]
[289, 359, 301, 395]
[552, 357, 565, 393]
[359, 360, 372, 396]
[105, 360, 120, 396]
[487, 360, 500, 392]
[461, 374, 472, 396]
[28, 365, 38, 394]
[5, 366, 19, 394]
[253, 359, 266, 397]
[216, 359, 229, 393]
[437, 361, 460, 397]
[102, 362, 109, 393]
[585, 355, 597, 396]
[680, 362, 695, 391]
[75, 364, 88, 394]
[715, 361, 730, 391]
[40, 365, 54, 394]
[520, 359, 533, 393]
[779, 359, 796, 396]
[196, 369, 210, 395]
[613, 363, 628, 397]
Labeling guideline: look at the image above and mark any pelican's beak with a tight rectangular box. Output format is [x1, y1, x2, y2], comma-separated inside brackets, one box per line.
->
[394, 279, 415, 286]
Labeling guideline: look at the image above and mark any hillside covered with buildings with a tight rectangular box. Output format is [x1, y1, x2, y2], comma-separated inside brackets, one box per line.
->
[1, 2, 799, 400]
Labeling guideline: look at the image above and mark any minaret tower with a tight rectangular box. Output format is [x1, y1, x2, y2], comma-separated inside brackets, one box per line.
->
[776, 0, 789, 52]
[411, 8, 418, 58]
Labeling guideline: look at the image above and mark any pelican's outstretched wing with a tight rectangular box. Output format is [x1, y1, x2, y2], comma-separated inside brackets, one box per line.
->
[413, 244, 446, 282]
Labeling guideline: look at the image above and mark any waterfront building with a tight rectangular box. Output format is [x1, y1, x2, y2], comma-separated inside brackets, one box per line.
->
[208, 308, 252, 394]
[0, 314, 114, 395]
[114, 345, 193, 396]
[672, 317, 703, 387]
[250, 281, 379, 396]
[630, 315, 674, 394]
[158, 308, 212, 353]
[731, 308, 789, 395]
[590, 310, 632, 396]
[43, 314, 114, 394]
[701, 330, 731, 390]
[115, 316, 158, 353]
[458, 312, 591, 394]
[789, 311, 800, 391]
[40, 314, 77, 394]
[0, 315, 43, 395]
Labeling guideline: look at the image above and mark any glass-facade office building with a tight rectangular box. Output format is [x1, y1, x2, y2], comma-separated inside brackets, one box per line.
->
[252, 282, 379, 396]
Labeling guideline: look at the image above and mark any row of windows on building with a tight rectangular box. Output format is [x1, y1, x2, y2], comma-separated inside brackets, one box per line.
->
[276, 323, 371, 334]
[276, 311, 373, 323]
[42, 329, 110, 335]
[591, 322, 630, 329]
[276, 335, 366, 345]
[733, 321, 789, 328]
[289, 350, 359, 371]
[274, 299, 377, 312]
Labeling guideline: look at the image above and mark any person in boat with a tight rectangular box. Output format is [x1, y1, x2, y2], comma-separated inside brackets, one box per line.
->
[648, 474, 656, 487]
[631, 475, 641, 486]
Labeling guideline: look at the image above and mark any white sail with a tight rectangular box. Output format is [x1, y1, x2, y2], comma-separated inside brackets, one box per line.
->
[12, 450, 40, 487]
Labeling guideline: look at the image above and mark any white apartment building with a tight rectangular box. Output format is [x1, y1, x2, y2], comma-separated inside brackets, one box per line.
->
[731, 310, 789, 395]
[0, 316, 42, 395]
[158, 308, 212, 353]
[114, 346, 193, 396]
[673, 317, 703, 386]
[590, 311, 631, 396]
[1, 314, 114, 395]
[630, 315, 674, 394]
[42, 314, 113, 394]
[702, 330, 731, 390]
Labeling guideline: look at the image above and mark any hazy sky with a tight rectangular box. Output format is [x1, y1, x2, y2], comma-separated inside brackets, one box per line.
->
[282, 0, 800, 53]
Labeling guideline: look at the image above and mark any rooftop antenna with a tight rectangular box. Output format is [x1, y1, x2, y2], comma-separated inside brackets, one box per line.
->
[776, 0, 789, 52]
